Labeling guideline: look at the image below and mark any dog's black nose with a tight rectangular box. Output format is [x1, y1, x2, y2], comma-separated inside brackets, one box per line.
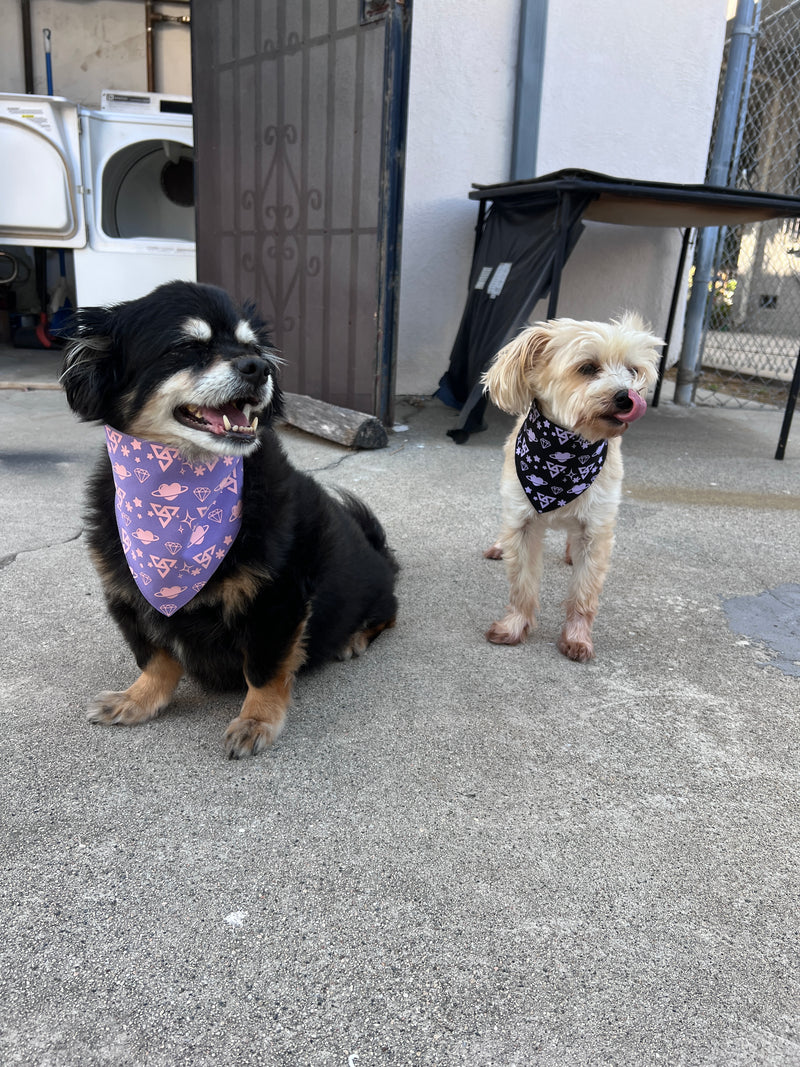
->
[232, 355, 270, 387]
[614, 389, 633, 412]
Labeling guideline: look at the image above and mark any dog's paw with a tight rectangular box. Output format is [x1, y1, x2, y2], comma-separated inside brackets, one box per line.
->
[336, 631, 369, 661]
[483, 541, 504, 560]
[485, 617, 529, 645]
[557, 632, 595, 662]
[558, 615, 595, 662]
[224, 716, 282, 759]
[87, 690, 160, 726]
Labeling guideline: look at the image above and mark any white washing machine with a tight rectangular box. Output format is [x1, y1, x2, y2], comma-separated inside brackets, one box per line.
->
[0, 90, 196, 307]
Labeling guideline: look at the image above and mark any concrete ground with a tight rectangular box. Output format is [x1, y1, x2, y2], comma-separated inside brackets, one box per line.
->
[1, 345, 799, 1066]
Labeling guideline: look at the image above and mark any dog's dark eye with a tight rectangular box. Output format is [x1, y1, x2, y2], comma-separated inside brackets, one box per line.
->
[579, 362, 599, 376]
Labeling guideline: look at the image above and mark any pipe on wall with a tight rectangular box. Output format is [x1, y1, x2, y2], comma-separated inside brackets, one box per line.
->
[19, 0, 190, 96]
[145, 0, 191, 93]
[511, 0, 548, 180]
[20, 0, 34, 92]
[674, 0, 760, 405]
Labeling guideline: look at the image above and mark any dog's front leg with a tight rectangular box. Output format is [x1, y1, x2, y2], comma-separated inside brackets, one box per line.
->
[224, 615, 309, 759]
[87, 599, 184, 725]
[558, 522, 615, 662]
[88, 648, 184, 725]
[486, 519, 545, 645]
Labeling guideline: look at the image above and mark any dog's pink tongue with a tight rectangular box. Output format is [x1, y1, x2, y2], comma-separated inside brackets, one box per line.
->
[616, 390, 647, 424]
[202, 403, 245, 435]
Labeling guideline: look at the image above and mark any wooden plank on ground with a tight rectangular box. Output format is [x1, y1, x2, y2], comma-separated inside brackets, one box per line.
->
[281, 392, 388, 450]
[0, 381, 62, 390]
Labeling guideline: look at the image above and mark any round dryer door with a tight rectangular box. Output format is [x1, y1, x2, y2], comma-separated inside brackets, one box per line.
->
[100, 139, 195, 241]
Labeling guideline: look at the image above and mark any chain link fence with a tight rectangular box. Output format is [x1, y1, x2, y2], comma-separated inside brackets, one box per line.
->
[691, 0, 800, 408]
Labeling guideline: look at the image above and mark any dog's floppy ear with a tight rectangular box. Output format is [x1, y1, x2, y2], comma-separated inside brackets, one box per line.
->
[60, 307, 122, 422]
[481, 324, 552, 415]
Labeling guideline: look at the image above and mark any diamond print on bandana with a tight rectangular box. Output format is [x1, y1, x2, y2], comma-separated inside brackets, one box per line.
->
[514, 403, 607, 514]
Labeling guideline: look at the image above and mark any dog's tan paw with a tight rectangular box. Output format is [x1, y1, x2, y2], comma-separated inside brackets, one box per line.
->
[486, 618, 529, 645]
[483, 541, 504, 560]
[559, 614, 595, 661]
[224, 716, 283, 759]
[557, 633, 595, 662]
[336, 631, 369, 661]
[87, 691, 160, 726]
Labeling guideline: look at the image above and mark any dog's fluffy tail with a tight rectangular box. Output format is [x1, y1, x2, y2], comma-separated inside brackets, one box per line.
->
[335, 489, 400, 574]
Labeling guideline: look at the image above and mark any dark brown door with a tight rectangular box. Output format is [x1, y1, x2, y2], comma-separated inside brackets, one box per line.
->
[192, 0, 411, 420]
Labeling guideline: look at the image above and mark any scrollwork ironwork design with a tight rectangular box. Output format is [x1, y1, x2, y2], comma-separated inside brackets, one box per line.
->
[252, 116, 324, 339]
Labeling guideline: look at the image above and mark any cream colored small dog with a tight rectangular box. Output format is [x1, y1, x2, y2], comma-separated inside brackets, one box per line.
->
[482, 314, 662, 662]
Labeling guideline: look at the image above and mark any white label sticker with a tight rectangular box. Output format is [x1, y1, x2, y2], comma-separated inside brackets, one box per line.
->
[486, 262, 512, 299]
[474, 266, 493, 290]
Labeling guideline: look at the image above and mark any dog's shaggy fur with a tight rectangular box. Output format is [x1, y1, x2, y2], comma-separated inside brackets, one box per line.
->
[482, 314, 662, 662]
[62, 280, 398, 758]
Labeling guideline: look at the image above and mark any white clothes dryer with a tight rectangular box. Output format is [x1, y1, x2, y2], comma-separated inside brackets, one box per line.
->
[0, 90, 196, 307]
[74, 90, 196, 305]
[0, 92, 86, 248]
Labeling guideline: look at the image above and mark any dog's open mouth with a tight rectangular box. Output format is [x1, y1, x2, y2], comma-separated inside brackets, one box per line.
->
[175, 400, 260, 439]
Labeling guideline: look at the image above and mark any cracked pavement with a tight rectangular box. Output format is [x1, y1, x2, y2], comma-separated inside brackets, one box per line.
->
[2, 350, 800, 1066]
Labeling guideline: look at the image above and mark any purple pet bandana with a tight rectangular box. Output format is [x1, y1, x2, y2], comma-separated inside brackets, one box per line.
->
[514, 403, 607, 514]
[105, 426, 243, 616]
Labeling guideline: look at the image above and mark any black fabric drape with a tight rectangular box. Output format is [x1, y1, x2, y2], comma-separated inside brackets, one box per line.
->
[436, 192, 592, 442]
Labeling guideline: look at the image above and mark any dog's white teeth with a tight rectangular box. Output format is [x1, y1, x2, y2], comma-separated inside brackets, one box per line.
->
[222, 413, 232, 431]
[243, 404, 252, 420]
[251, 416, 258, 433]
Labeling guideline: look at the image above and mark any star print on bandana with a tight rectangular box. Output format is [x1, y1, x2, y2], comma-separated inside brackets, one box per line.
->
[105, 426, 243, 616]
[514, 403, 607, 514]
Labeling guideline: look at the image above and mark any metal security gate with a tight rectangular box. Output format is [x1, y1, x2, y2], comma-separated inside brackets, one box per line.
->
[191, 0, 411, 420]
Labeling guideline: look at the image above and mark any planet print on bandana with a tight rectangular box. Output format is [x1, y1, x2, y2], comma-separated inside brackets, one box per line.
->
[104, 426, 243, 616]
[514, 402, 608, 514]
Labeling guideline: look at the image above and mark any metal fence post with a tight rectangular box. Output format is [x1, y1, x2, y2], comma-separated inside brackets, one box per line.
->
[674, 0, 758, 405]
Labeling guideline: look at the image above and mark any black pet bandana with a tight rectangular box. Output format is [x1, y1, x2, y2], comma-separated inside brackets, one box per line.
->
[514, 403, 608, 514]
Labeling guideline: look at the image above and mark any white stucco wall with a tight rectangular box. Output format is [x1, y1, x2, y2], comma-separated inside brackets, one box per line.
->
[0, 0, 191, 102]
[395, 0, 519, 396]
[530, 0, 729, 334]
[536, 0, 727, 185]
[396, 0, 729, 396]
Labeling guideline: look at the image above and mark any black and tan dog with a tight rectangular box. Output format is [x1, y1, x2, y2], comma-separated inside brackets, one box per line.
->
[62, 280, 398, 758]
